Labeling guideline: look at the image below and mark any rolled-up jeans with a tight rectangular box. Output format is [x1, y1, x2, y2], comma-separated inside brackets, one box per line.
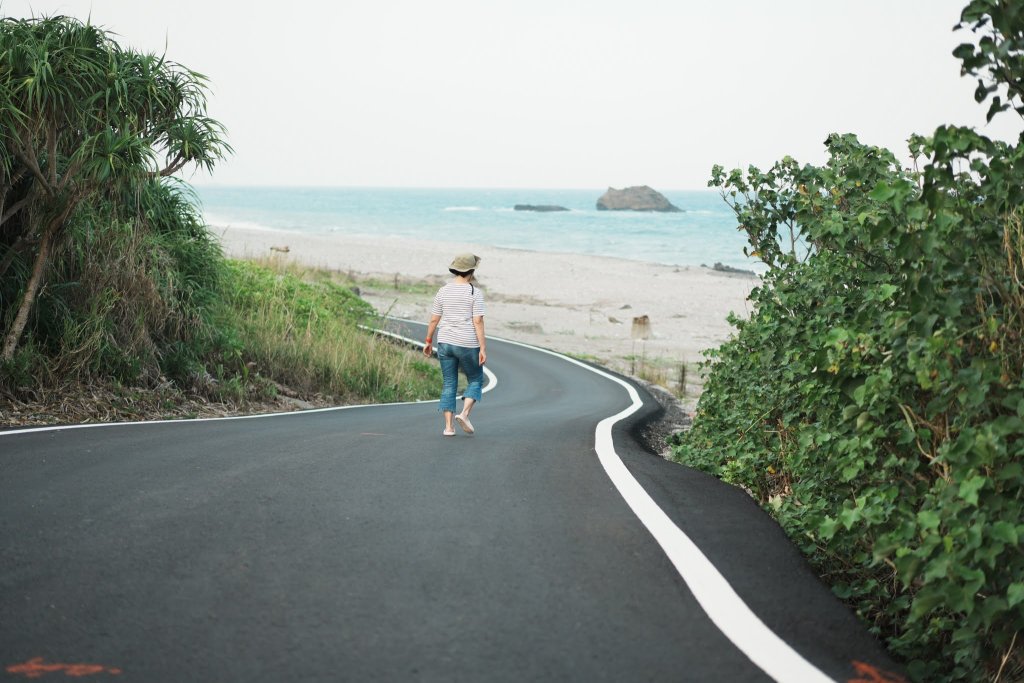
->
[436, 342, 483, 413]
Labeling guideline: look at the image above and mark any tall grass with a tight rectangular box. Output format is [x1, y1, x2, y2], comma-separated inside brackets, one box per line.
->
[217, 259, 439, 404]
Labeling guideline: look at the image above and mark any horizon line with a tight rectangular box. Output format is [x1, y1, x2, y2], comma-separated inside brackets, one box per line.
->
[189, 182, 719, 193]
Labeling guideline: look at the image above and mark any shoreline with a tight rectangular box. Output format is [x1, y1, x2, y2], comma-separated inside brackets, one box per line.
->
[213, 224, 758, 405]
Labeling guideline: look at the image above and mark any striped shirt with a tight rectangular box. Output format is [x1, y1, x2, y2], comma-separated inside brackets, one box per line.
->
[431, 283, 485, 347]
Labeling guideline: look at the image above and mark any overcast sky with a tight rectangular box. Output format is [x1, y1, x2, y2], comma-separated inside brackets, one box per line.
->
[5, 1, 1020, 189]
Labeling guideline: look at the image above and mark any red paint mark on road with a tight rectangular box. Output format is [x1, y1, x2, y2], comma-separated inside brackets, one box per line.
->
[6, 658, 122, 678]
[848, 660, 907, 683]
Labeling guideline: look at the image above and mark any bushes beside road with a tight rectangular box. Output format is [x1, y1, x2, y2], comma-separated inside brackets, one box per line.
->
[0, 16, 436, 418]
[671, 3, 1024, 679]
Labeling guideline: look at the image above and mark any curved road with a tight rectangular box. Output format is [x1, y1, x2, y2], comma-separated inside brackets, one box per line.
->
[1, 323, 903, 682]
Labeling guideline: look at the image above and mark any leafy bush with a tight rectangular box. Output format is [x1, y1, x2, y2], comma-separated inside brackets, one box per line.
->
[0, 15, 229, 361]
[671, 3, 1024, 680]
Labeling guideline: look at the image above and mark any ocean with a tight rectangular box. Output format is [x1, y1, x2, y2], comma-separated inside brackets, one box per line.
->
[194, 187, 763, 274]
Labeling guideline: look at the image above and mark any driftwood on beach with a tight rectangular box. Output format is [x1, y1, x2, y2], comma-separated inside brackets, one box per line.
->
[705, 262, 756, 277]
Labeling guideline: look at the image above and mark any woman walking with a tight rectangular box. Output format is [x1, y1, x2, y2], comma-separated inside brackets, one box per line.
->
[423, 253, 487, 437]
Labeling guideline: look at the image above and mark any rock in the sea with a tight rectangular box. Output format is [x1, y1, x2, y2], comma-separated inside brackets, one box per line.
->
[514, 204, 569, 212]
[596, 186, 681, 212]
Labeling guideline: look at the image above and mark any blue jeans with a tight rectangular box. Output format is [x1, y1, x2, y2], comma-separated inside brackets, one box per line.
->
[436, 343, 483, 413]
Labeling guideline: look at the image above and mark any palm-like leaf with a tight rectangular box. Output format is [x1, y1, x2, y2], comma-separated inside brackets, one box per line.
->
[0, 14, 231, 359]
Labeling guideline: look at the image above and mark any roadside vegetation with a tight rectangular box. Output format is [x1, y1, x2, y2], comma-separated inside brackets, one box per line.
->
[0, 15, 437, 424]
[220, 258, 438, 404]
[671, 3, 1023, 680]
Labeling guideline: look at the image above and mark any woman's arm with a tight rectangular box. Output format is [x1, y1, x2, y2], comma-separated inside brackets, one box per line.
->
[424, 314, 442, 356]
[473, 315, 486, 365]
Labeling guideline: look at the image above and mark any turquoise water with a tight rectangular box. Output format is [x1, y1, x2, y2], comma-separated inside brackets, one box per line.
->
[194, 187, 762, 273]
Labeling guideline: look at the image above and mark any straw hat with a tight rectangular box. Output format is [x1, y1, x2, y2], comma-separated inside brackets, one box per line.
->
[449, 253, 481, 272]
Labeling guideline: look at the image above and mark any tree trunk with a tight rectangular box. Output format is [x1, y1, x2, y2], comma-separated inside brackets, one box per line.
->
[1, 205, 73, 361]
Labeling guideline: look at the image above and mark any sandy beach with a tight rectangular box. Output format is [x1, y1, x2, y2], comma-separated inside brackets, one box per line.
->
[214, 225, 758, 406]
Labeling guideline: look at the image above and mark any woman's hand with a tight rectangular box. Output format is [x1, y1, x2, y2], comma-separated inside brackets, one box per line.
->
[478, 348, 487, 365]
[425, 316, 441, 357]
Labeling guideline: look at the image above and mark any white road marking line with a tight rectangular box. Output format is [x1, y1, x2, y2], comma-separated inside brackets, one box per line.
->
[0, 324, 492, 437]
[495, 336, 835, 683]
[361, 324, 496, 394]
[0, 401, 418, 436]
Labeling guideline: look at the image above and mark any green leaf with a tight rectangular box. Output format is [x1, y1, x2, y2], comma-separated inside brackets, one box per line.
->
[956, 566, 987, 603]
[877, 284, 899, 300]
[897, 554, 923, 585]
[951, 626, 976, 644]
[1008, 583, 1024, 608]
[818, 516, 840, 540]
[996, 462, 1024, 481]
[917, 509, 941, 531]
[952, 42, 975, 60]
[990, 521, 1018, 545]
[827, 327, 851, 345]
[831, 582, 855, 599]
[839, 506, 863, 530]
[958, 475, 986, 506]
[906, 202, 928, 222]
[923, 554, 952, 582]
[909, 588, 945, 621]
[872, 538, 902, 562]
[869, 181, 896, 201]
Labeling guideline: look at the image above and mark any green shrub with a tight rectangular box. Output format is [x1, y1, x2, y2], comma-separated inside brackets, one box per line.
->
[0, 180, 228, 389]
[0, 15, 230, 362]
[671, 3, 1024, 679]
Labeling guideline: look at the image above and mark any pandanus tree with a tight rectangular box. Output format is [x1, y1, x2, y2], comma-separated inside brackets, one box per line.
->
[0, 15, 230, 361]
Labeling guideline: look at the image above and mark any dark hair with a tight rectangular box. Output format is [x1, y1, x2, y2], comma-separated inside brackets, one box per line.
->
[449, 268, 474, 277]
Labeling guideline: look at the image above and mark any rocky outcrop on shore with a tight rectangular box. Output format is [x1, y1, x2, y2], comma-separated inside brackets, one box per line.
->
[596, 186, 681, 212]
[514, 204, 569, 212]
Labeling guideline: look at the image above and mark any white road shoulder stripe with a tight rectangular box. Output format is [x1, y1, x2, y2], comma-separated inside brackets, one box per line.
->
[0, 326, 493, 437]
[495, 336, 835, 683]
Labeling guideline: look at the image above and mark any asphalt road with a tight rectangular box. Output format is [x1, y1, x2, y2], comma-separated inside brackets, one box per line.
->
[1, 323, 905, 682]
